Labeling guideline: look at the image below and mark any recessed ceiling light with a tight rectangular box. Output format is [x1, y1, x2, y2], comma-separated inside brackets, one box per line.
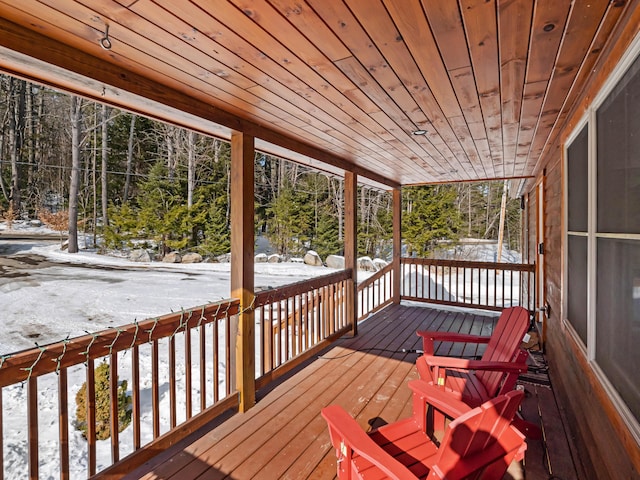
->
[412, 129, 427, 135]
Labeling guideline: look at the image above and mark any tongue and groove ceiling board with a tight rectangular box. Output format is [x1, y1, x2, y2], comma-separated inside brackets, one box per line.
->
[0, 0, 631, 187]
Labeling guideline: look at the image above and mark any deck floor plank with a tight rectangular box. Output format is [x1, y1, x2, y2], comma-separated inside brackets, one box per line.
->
[124, 304, 577, 480]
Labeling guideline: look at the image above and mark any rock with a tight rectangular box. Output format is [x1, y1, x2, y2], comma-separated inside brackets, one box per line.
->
[28, 219, 43, 227]
[268, 254, 282, 263]
[325, 254, 345, 269]
[303, 250, 323, 266]
[163, 251, 182, 263]
[357, 256, 377, 272]
[373, 258, 388, 270]
[217, 253, 231, 263]
[129, 249, 151, 262]
[255, 253, 268, 263]
[182, 252, 203, 264]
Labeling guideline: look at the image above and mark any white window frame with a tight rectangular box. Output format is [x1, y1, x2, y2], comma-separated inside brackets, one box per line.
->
[563, 31, 640, 444]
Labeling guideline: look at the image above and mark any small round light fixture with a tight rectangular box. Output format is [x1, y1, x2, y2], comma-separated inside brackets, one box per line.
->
[412, 129, 427, 136]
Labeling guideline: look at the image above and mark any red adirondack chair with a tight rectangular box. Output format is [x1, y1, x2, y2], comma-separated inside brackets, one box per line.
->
[322, 380, 526, 480]
[416, 306, 539, 438]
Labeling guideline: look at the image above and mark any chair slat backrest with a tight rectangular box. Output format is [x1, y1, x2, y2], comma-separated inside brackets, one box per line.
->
[433, 390, 525, 480]
[475, 307, 530, 396]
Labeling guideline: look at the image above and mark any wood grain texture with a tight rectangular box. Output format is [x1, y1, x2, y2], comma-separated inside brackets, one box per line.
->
[0, 0, 630, 186]
[117, 304, 577, 480]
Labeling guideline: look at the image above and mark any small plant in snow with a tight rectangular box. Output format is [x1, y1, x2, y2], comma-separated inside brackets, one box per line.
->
[75, 362, 132, 441]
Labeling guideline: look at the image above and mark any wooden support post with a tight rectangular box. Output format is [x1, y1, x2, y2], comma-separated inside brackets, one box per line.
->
[230, 131, 255, 412]
[344, 171, 358, 336]
[392, 187, 402, 304]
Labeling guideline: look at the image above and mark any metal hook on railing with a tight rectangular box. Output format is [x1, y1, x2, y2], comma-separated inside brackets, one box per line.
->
[100, 24, 112, 50]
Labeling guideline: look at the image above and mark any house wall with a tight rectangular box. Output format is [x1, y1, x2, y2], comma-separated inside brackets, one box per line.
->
[528, 5, 640, 478]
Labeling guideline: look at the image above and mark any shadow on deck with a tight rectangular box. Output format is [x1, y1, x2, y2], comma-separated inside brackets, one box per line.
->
[124, 304, 582, 480]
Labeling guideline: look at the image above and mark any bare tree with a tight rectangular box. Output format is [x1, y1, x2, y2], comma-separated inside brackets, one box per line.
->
[8, 77, 26, 214]
[123, 114, 136, 202]
[101, 103, 109, 226]
[68, 96, 83, 253]
[187, 130, 195, 208]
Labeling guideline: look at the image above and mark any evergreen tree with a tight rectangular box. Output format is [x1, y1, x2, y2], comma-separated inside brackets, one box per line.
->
[267, 181, 312, 256]
[402, 184, 461, 257]
[137, 161, 189, 255]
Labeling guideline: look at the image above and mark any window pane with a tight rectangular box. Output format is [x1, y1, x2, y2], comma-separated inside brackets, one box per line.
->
[596, 238, 640, 423]
[597, 54, 640, 234]
[567, 125, 588, 232]
[567, 235, 588, 344]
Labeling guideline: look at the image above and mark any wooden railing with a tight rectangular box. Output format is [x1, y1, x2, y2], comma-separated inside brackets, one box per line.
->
[0, 259, 534, 478]
[254, 269, 352, 387]
[356, 263, 394, 321]
[400, 257, 535, 312]
[0, 299, 239, 479]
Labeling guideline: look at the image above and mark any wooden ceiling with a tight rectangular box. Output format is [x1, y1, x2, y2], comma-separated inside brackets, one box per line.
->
[0, 0, 633, 188]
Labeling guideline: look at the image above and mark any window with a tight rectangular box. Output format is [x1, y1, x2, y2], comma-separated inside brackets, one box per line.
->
[565, 41, 640, 433]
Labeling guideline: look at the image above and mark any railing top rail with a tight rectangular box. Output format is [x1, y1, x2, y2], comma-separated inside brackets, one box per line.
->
[401, 257, 535, 272]
[254, 268, 352, 306]
[0, 299, 240, 387]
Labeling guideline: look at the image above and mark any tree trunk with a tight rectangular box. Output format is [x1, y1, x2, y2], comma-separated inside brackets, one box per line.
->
[101, 104, 109, 227]
[9, 77, 26, 214]
[187, 130, 195, 208]
[123, 114, 136, 202]
[68, 96, 83, 253]
[166, 127, 175, 182]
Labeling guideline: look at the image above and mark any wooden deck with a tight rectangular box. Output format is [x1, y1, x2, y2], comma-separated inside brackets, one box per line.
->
[124, 304, 581, 480]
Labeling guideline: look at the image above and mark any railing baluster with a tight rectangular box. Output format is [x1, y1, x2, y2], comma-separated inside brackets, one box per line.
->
[27, 376, 38, 480]
[132, 345, 140, 450]
[86, 358, 96, 477]
[185, 327, 192, 419]
[200, 324, 206, 412]
[225, 315, 232, 396]
[152, 340, 160, 439]
[213, 319, 219, 402]
[58, 368, 69, 480]
[272, 301, 284, 366]
[110, 352, 120, 464]
[169, 336, 176, 429]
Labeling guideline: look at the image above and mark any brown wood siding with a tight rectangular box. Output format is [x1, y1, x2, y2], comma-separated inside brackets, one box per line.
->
[529, 3, 640, 475]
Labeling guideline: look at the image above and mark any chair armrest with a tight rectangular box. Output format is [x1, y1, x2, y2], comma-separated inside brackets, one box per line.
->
[423, 356, 528, 374]
[416, 330, 490, 355]
[408, 379, 470, 419]
[321, 405, 419, 480]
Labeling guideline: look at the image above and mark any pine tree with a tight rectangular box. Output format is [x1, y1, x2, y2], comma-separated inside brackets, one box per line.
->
[75, 362, 132, 440]
[402, 184, 461, 257]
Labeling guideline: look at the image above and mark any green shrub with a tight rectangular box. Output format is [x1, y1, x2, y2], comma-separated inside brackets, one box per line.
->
[75, 362, 132, 440]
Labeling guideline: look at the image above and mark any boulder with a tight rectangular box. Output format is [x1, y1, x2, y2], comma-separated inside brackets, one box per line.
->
[268, 254, 283, 263]
[217, 253, 231, 263]
[129, 249, 151, 263]
[357, 256, 377, 272]
[325, 254, 345, 269]
[182, 252, 203, 264]
[373, 258, 388, 270]
[163, 251, 182, 263]
[303, 250, 323, 266]
[255, 253, 268, 263]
